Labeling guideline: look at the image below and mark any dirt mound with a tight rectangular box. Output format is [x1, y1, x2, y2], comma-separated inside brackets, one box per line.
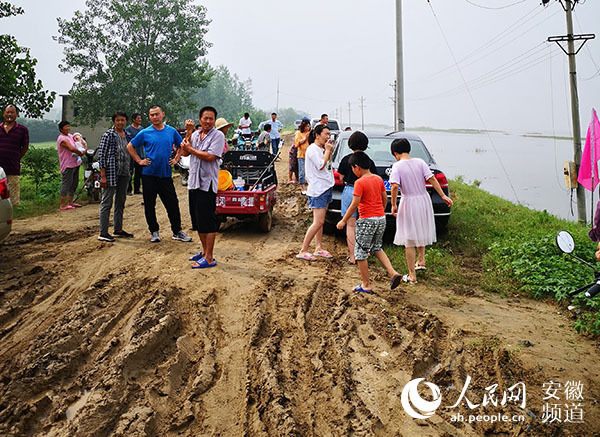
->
[0, 134, 598, 436]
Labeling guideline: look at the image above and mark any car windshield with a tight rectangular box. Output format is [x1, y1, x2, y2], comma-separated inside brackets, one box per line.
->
[311, 120, 340, 131]
[336, 137, 431, 164]
[327, 121, 340, 131]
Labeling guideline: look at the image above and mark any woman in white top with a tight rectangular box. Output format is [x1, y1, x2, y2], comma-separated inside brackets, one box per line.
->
[296, 124, 335, 261]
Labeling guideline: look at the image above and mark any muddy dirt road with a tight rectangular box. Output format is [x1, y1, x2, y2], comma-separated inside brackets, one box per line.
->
[1, 135, 599, 436]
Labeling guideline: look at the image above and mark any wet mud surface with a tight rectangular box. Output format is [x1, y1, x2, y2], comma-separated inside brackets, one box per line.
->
[0, 135, 598, 436]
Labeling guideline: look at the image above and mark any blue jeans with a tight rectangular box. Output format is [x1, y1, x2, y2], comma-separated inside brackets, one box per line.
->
[271, 138, 280, 156]
[298, 158, 306, 185]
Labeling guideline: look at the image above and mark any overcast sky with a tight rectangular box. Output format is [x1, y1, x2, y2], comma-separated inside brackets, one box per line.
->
[3, 0, 599, 134]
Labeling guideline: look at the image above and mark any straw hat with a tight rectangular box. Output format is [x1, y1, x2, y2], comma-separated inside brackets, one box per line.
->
[215, 118, 233, 131]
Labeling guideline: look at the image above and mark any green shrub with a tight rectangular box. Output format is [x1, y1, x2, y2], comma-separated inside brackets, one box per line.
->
[21, 146, 60, 194]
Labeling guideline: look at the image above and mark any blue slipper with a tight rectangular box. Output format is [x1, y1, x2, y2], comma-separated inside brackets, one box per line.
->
[188, 252, 204, 261]
[191, 258, 217, 269]
[353, 285, 373, 294]
[390, 274, 403, 290]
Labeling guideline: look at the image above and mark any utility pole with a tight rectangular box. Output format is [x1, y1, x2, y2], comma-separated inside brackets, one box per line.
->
[546, 0, 595, 223]
[395, 0, 405, 131]
[359, 96, 365, 130]
[276, 79, 280, 114]
[340, 106, 343, 126]
[390, 80, 397, 131]
[348, 101, 352, 128]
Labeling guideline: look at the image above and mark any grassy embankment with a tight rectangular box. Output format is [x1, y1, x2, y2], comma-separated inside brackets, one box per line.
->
[13, 142, 90, 219]
[386, 177, 600, 336]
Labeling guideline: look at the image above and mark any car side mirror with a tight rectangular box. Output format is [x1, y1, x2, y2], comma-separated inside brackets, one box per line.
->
[556, 230, 575, 254]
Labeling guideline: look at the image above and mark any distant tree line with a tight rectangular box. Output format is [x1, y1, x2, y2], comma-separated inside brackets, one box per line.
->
[16, 118, 59, 143]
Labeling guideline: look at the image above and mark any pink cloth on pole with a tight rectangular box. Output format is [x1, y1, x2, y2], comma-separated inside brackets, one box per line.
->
[577, 108, 600, 191]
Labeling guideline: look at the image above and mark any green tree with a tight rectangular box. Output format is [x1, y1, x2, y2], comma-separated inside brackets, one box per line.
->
[274, 107, 309, 127]
[184, 65, 253, 124]
[17, 118, 60, 142]
[0, 2, 56, 117]
[56, 0, 212, 125]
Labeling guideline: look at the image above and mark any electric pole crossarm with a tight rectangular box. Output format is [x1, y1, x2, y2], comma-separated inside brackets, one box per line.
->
[548, 34, 595, 55]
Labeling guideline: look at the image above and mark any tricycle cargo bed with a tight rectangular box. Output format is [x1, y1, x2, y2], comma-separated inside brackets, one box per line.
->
[220, 150, 278, 189]
[216, 150, 278, 232]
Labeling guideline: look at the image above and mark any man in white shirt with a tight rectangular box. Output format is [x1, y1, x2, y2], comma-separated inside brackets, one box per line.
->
[296, 124, 335, 261]
[238, 112, 252, 135]
[314, 113, 328, 128]
[259, 113, 283, 157]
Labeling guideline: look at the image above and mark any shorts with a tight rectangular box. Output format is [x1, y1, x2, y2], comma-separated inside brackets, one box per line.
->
[308, 187, 332, 209]
[189, 188, 218, 233]
[6, 175, 20, 205]
[341, 184, 357, 218]
[354, 216, 386, 261]
[289, 146, 298, 173]
[60, 166, 80, 196]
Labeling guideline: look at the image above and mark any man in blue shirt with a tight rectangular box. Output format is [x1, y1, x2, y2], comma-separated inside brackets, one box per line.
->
[127, 105, 192, 243]
[259, 113, 283, 157]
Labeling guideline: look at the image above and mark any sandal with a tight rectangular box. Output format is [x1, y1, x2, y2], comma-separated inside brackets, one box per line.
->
[188, 252, 204, 262]
[296, 252, 317, 261]
[313, 250, 333, 259]
[71, 203, 83, 208]
[415, 263, 427, 271]
[59, 205, 74, 210]
[191, 258, 217, 269]
[353, 285, 373, 294]
[402, 274, 417, 284]
[390, 274, 403, 290]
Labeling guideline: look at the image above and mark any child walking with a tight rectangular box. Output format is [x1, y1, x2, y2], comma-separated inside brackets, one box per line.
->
[337, 151, 403, 293]
[337, 131, 378, 265]
[389, 138, 453, 283]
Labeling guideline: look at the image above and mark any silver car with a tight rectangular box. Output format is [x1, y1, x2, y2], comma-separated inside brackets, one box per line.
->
[0, 166, 13, 242]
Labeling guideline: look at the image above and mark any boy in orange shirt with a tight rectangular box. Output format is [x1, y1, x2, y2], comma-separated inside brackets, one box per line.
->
[337, 151, 403, 293]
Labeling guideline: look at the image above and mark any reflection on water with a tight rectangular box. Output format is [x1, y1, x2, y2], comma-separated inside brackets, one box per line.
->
[416, 131, 593, 222]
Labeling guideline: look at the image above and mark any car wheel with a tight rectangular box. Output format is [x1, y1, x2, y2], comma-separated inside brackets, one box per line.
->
[258, 208, 273, 233]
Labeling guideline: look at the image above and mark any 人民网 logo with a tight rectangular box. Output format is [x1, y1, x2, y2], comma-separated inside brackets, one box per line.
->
[401, 378, 443, 419]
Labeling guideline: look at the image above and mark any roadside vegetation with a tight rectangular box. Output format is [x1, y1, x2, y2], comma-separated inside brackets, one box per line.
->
[15, 146, 87, 219]
[387, 177, 600, 335]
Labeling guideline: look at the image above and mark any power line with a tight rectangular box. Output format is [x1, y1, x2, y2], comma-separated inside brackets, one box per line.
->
[418, 5, 548, 82]
[426, 1, 521, 205]
[425, 10, 560, 85]
[464, 0, 528, 10]
[413, 43, 554, 101]
[573, 10, 600, 80]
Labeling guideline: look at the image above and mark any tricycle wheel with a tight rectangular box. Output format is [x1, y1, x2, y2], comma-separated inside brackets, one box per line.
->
[258, 209, 273, 233]
[216, 215, 225, 232]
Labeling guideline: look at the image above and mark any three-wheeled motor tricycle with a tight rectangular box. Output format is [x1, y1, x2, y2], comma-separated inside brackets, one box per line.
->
[216, 150, 278, 232]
